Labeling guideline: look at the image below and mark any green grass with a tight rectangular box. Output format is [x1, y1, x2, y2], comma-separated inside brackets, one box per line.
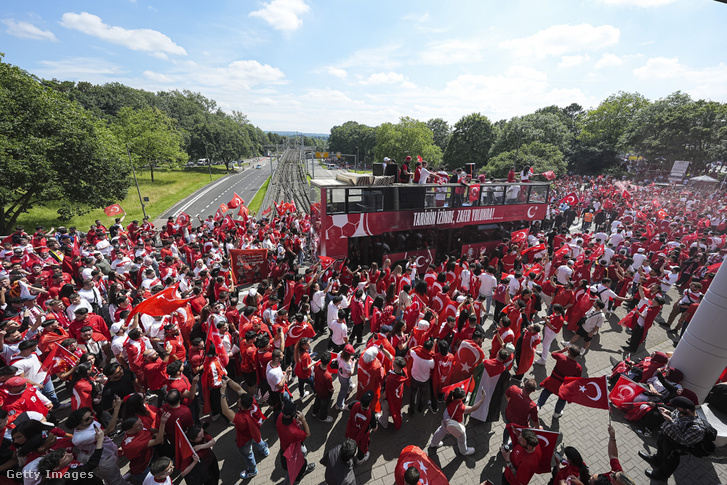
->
[248, 176, 271, 215]
[16, 166, 229, 230]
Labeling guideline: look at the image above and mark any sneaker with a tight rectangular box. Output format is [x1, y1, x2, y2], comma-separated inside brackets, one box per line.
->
[356, 451, 370, 464]
[560, 340, 571, 347]
[462, 447, 475, 456]
[428, 403, 438, 414]
[378, 416, 388, 428]
[320, 416, 334, 423]
[429, 441, 443, 448]
[304, 463, 316, 474]
[579, 348, 586, 356]
[534, 359, 546, 366]
[302, 390, 311, 398]
[552, 411, 564, 419]
[334, 404, 345, 411]
[240, 469, 258, 479]
[636, 428, 652, 437]
[259, 445, 270, 457]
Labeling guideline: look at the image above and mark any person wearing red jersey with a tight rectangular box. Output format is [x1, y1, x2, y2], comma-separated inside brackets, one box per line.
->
[276, 400, 315, 480]
[429, 385, 487, 455]
[513, 323, 541, 380]
[537, 345, 582, 419]
[500, 428, 542, 485]
[490, 316, 515, 359]
[534, 304, 565, 366]
[356, 345, 390, 414]
[120, 411, 170, 483]
[220, 380, 270, 480]
[432, 340, 455, 401]
[345, 390, 377, 464]
[379, 356, 408, 430]
[312, 351, 335, 423]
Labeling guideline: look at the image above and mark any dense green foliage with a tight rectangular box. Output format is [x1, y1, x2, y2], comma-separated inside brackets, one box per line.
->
[442, 113, 495, 170]
[374, 117, 442, 165]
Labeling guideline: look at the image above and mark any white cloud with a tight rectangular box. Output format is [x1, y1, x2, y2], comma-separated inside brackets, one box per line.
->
[402, 11, 448, 34]
[633, 57, 727, 98]
[559, 55, 589, 68]
[326, 67, 347, 79]
[417, 38, 486, 65]
[2, 19, 57, 42]
[143, 70, 174, 83]
[595, 53, 623, 68]
[362, 72, 406, 85]
[249, 0, 310, 33]
[60, 12, 186, 56]
[38, 57, 124, 77]
[334, 44, 402, 70]
[500, 23, 620, 58]
[598, 0, 676, 6]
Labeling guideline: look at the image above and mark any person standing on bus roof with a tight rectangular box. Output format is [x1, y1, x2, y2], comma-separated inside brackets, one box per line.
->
[507, 167, 516, 183]
[400, 156, 412, 183]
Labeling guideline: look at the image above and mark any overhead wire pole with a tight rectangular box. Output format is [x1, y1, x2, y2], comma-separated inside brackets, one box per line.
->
[126, 144, 148, 219]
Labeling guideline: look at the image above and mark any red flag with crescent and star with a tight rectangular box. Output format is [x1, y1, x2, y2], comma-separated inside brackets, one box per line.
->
[441, 377, 474, 395]
[541, 171, 556, 181]
[285, 320, 316, 348]
[127, 284, 193, 321]
[205, 318, 229, 368]
[511, 229, 529, 245]
[609, 375, 645, 407]
[175, 420, 196, 469]
[394, 445, 449, 485]
[104, 203, 125, 217]
[176, 212, 191, 227]
[557, 192, 580, 206]
[450, 340, 485, 383]
[468, 183, 481, 203]
[506, 424, 560, 474]
[228, 193, 245, 209]
[558, 375, 609, 410]
[41, 343, 79, 375]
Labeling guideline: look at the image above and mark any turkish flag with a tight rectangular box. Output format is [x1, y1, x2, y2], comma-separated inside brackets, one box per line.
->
[219, 203, 229, 213]
[176, 212, 190, 227]
[238, 205, 249, 219]
[417, 155, 423, 163]
[41, 343, 79, 375]
[557, 192, 580, 205]
[468, 183, 481, 203]
[221, 214, 235, 231]
[609, 375, 644, 407]
[622, 189, 631, 200]
[127, 284, 193, 321]
[657, 209, 667, 220]
[450, 339, 485, 383]
[506, 424, 560, 474]
[707, 262, 722, 274]
[206, 318, 229, 367]
[645, 221, 656, 238]
[589, 244, 605, 262]
[441, 377, 474, 395]
[174, 420, 196, 469]
[319, 255, 336, 272]
[602, 199, 614, 210]
[635, 211, 647, 221]
[104, 203, 125, 217]
[214, 207, 225, 222]
[521, 243, 546, 260]
[285, 321, 316, 348]
[558, 375, 609, 410]
[283, 442, 305, 485]
[228, 192, 245, 209]
[541, 171, 556, 181]
[394, 446, 449, 485]
[553, 244, 571, 260]
[511, 229, 529, 245]
[327, 352, 339, 375]
[363, 295, 374, 320]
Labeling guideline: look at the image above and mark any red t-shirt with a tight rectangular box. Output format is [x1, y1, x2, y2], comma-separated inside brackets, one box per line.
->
[295, 352, 312, 380]
[166, 375, 192, 405]
[143, 359, 169, 391]
[233, 409, 262, 446]
[446, 400, 465, 423]
[505, 385, 538, 427]
[122, 429, 154, 475]
[505, 442, 542, 485]
[276, 414, 307, 453]
[314, 362, 334, 399]
[161, 403, 193, 441]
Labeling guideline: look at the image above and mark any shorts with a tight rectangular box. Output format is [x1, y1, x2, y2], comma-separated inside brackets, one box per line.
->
[576, 326, 593, 342]
[242, 371, 257, 387]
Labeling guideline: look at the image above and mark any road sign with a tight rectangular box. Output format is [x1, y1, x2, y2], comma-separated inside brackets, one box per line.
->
[336, 152, 341, 159]
[315, 152, 329, 159]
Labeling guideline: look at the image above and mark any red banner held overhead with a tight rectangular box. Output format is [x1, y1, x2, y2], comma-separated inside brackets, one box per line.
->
[541, 171, 556, 181]
[229, 249, 269, 285]
[228, 192, 245, 209]
[176, 212, 191, 226]
[383, 249, 436, 275]
[558, 375, 610, 410]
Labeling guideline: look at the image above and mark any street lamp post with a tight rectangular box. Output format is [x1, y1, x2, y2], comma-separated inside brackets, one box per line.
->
[356, 146, 359, 171]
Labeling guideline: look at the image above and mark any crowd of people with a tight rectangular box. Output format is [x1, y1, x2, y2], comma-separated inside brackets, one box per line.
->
[0, 171, 725, 485]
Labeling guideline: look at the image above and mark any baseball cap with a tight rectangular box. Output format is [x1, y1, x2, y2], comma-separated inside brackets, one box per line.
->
[110, 322, 124, 334]
[6, 377, 26, 387]
[282, 400, 297, 417]
[383, 157, 390, 162]
[344, 344, 355, 354]
[360, 390, 374, 408]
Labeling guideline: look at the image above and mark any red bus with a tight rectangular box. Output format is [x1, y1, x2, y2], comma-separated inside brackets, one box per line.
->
[312, 178, 550, 271]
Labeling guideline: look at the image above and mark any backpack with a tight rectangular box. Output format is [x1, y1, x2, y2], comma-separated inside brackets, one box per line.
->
[705, 384, 727, 414]
[688, 420, 718, 458]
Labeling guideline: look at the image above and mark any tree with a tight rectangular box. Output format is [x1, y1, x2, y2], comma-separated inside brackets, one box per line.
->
[0, 59, 130, 232]
[329, 121, 376, 165]
[621, 92, 727, 173]
[113, 107, 187, 182]
[483, 142, 566, 179]
[442, 113, 495, 170]
[426, 118, 451, 152]
[489, 112, 572, 160]
[374, 117, 441, 165]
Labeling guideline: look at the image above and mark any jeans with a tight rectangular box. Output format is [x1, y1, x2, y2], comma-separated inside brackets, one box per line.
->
[484, 295, 493, 315]
[312, 396, 331, 420]
[42, 379, 60, 407]
[238, 439, 270, 473]
[409, 378, 430, 414]
[537, 388, 566, 414]
[336, 375, 350, 408]
[298, 376, 314, 398]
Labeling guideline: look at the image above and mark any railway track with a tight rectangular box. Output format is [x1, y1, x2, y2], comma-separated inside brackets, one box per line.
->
[260, 148, 312, 215]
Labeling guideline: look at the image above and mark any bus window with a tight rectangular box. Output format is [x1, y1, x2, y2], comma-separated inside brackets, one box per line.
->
[327, 188, 346, 214]
[505, 184, 526, 204]
[347, 188, 384, 213]
[528, 184, 548, 203]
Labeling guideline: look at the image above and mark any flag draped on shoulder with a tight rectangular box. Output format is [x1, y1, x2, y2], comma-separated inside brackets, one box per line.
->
[394, 445, 449, 485]
[506, 424, 560, 474]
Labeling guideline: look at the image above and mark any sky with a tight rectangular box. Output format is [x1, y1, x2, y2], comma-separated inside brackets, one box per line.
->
[2, 0, 726, 134]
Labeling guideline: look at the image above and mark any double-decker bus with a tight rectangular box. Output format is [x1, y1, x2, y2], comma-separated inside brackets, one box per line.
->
[312, 176, 550, 271]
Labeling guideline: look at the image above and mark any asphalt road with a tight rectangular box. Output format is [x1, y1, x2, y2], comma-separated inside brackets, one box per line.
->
[158, 157, 274, 224]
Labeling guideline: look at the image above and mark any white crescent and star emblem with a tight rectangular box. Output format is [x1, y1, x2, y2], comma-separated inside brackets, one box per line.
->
[580, 382, 603, 402]
[527, 206, 537, 218]
[537, 434, 551, 447]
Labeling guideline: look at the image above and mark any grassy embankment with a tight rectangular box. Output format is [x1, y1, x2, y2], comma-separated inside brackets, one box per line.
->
[248, 176, 271, 215]
[15, 166, 229, 231]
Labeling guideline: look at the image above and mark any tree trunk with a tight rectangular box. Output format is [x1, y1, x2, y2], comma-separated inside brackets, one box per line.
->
[149, 162, 155, 182]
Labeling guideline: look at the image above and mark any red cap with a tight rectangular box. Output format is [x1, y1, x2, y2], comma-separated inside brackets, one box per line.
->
[344, 344, 355, 354]
[5, 377, 26, 387]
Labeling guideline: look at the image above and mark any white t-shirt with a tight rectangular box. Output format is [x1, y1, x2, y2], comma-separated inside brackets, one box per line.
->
[12, 354, 48, 384]
[329, 319, 348, 346]
[478, 273, 497, 297]
[266, 362, 285, 391]
[143, 474, 172, 485]
[409, 349, 434, 383]
[337, 356, 353, 378]
[556, 265, 573, 284]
